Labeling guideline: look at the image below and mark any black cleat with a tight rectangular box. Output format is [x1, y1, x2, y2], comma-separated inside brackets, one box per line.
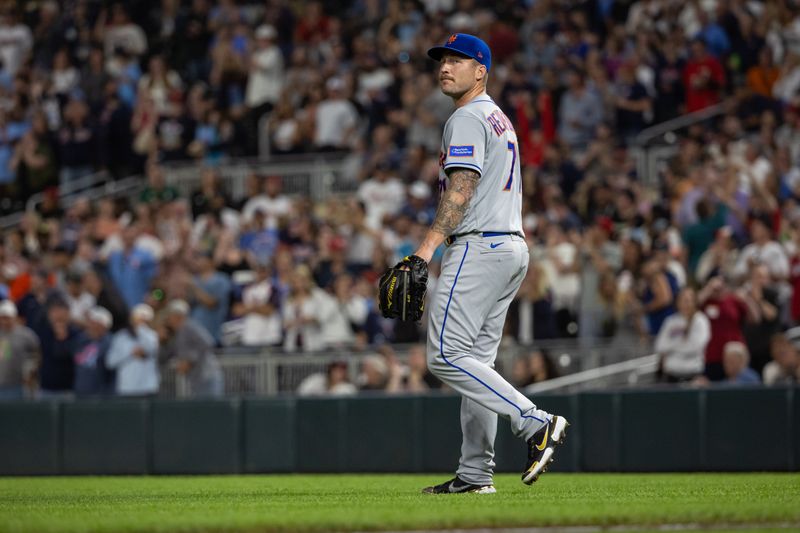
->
[422, 476, 496, 494]
[522, 415, 569, 485]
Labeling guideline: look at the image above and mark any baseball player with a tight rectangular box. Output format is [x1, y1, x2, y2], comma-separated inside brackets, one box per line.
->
[414, 34, 570, 494]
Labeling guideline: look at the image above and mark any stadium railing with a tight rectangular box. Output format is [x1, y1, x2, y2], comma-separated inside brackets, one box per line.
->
[632, 102, 725, 187]
[0, 99, 728, 229]
[161, 153, 355, 202]
[160, 337, 654, 398]
[0, 153, 353, 230]
[0, 171, 144, 230]
[525, 353, 659, 395]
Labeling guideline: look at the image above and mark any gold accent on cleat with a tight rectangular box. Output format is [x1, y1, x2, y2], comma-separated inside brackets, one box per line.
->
[535, 425, 549, 451]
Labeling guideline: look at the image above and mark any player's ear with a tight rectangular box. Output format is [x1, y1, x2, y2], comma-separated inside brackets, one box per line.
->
[476, 64, 487, 83]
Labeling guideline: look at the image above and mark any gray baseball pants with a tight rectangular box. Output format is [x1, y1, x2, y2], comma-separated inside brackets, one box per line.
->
[426, 233, 551, 486]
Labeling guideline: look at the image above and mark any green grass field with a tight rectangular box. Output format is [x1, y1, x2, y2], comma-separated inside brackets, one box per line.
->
[0, 474, 798, 533]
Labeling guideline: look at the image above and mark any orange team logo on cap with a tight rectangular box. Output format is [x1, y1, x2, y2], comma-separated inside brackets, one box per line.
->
[448, 34, 458, 44]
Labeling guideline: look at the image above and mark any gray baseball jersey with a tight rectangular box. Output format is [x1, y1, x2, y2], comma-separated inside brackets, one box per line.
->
[439, 96, 523, 235]
[427, 94, 551, 486]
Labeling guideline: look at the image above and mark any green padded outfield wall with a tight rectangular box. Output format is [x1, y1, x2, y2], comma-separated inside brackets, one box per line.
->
[620, 390, 702, 472]
[705, 388, 792, 471]
[62, 399, 149, 475]
[0, 387, 796, 475]
[243, 398, 296, 473]
[795, 388, 800, 469]
[0, 401, 60, 475]
[151, 399, 241, 474]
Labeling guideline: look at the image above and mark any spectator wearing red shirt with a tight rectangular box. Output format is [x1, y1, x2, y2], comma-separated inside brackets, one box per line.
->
[294, 2, 330, 45]
[697, 276, 750, 381]
[791, 252, 800, 323]
[514, 94, 546, 168]
[683, 39, 725, 113]
[488, 20, 520, 63]
[787, 222, 800, 323]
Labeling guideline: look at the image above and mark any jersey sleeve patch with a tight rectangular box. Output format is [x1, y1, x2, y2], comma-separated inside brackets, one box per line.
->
[448, 145, 475, 157]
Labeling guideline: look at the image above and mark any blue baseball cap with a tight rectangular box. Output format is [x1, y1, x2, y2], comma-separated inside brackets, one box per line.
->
[427, 33, 491, 71]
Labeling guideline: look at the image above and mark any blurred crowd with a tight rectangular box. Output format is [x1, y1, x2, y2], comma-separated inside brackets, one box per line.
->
[2, 0, 800, 398]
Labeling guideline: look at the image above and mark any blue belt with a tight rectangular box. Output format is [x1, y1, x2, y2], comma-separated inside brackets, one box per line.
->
[445, 231, 523, 246]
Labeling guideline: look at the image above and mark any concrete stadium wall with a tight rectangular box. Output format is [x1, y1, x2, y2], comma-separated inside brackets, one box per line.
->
[0, 387, 797, 475]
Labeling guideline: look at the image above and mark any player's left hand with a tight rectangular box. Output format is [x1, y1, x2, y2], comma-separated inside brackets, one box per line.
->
[378, 255, 428, 322]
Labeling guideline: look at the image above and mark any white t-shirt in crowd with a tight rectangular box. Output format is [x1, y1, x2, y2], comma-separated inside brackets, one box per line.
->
[357, 178, 406, 230]
[271, 118, 299, 152]
[100, 233, 165, 262]
[241, 279, 282, 346]
[0, 22, 32, 75]
[53, 68, 79, 95]
[320, 295, 369, 347]
[66, 292, 96, 324]
[356, 68, 393, 104]
[655, 311, 711, 378]
[242, 194, 292, 226]
[282, 289, 329, 352]
[543, 242, 580, 312]
[314, 98, 358, 148]
[733, 241, 790, 280]
[762, 360, 797, 385]
[345, 228, 377, 265]
[104, 23, 148, 57]
[246, 45, 284, 107]
[297, 373, 357, 396]
[737, 156, 773, 194]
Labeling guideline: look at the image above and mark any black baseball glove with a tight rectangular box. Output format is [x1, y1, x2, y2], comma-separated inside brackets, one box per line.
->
[378, 255, 428, 322]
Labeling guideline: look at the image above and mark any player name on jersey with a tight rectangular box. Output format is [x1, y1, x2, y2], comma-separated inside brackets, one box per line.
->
[486, 109, 515, 137]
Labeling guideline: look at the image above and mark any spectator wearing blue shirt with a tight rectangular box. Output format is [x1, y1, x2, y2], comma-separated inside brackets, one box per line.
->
[106, 304, 159, 396]
[111, 48, 142, 108]
[0, 273, 8, 301]
[188, 251, 231, 345]
[107, 223, 158, 308]
[640, 257, 678, 337]
[696, 11, 730, 58]
[73, 306, 114, 396]
[558, 69, 603, 150]
[0, 109, 29, 187]
[722, 341, 761, 385]
[239, 209, 279, 265]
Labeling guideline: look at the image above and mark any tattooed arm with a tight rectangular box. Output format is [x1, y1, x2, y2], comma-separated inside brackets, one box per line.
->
[412, 168, 480, 262]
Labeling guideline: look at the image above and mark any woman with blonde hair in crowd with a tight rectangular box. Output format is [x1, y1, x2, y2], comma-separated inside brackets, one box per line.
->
[282, 264, 326, 352]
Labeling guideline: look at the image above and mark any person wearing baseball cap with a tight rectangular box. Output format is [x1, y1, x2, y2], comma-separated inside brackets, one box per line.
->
[160, 299, 223, 397]
[246, 23, 283, 153]
[0, 300, 40, 399]
[106, 304, 160, 396]
[415, 30, 569, 495]
[427, 33, 492, 74]
[73, 306, 115, 396]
